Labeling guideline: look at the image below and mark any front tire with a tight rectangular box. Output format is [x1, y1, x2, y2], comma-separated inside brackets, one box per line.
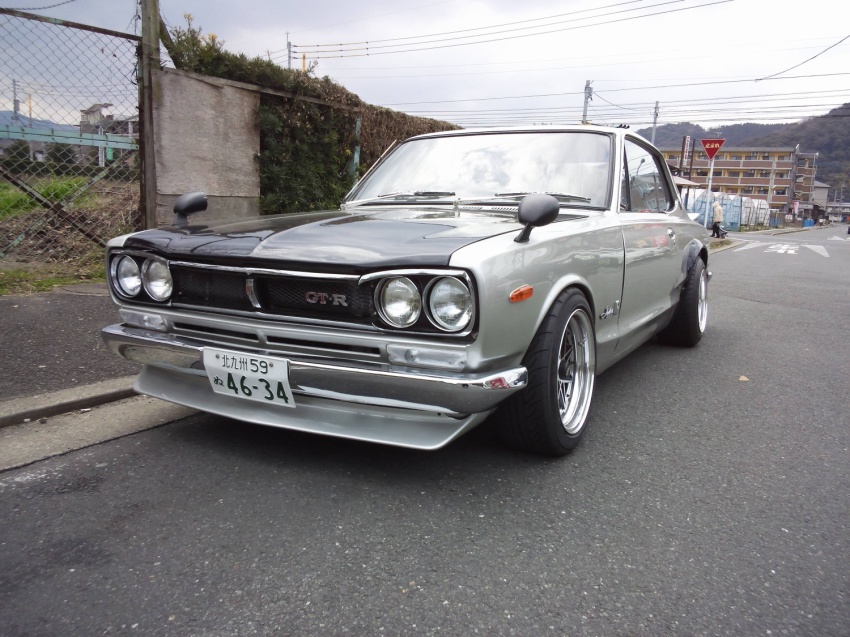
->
[498, 288, 596, 456]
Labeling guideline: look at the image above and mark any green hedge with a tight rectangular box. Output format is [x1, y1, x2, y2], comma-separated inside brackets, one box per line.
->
[164, 17, 457, 215]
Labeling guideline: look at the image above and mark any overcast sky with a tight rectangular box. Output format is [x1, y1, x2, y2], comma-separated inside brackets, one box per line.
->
[3, 0, 847, 131]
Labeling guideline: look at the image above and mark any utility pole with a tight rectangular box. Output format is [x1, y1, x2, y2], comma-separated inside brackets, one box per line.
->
[12, 79, 20, 124]
[581, 80, 592, 124]
[140, 0, 160, 230]
[28, 93, 33, 161]
[650, 101, 659, 145]
[286, 33, 292, 70]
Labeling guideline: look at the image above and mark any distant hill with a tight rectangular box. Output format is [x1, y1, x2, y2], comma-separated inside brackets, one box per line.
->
[0, 111, 77, 130]
[637, 122, 789, 148]
[637, 103, 850, 196]
[742, 104, 850, 192]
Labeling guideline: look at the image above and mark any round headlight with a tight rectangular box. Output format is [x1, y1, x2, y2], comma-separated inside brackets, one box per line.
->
[114, 256, 141, 297]
[141, 258, 173, 301]
[378, 277, 421, 328]
[428, 277, 473, 331]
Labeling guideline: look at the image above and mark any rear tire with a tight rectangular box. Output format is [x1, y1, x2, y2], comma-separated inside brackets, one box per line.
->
[657, 257, 707, 347]
[498, 288, 596, 456]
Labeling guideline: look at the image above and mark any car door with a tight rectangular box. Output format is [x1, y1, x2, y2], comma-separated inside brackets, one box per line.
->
[616, 136, 687, 352]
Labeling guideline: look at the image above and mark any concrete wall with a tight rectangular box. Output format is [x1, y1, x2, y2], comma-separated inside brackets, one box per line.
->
[153, 67, 260, 226]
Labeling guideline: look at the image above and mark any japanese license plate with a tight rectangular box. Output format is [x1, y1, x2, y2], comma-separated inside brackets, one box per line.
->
[203, 347, 295, 408]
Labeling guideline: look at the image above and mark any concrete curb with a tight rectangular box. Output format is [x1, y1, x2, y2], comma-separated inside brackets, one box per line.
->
[709, 239, 743, 253]
[0, 376, 138, 429]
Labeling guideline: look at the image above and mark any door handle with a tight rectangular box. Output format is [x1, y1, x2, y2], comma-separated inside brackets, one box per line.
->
[667, 228, 677, 246]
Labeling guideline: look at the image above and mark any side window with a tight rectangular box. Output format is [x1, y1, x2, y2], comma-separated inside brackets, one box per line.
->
[623, 139, 674, 213]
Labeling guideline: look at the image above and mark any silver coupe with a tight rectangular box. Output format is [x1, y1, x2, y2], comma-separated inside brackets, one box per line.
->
[102, 125, 710, 455]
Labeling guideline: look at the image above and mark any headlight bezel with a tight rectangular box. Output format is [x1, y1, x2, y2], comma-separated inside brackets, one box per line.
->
[375, 276, 422, 328]
[425, 276, 473, 332]
[367, 269, 477, 335]
[111, 254, 142, 298]
[109, 251, 173, 304]
[141, 257, 173, 302]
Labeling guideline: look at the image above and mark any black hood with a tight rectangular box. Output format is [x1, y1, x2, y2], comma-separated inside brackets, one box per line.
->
[124, 207, 522, 269]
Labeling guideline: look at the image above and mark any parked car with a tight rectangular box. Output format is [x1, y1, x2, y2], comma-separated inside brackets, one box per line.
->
[102, 126, 710, 455]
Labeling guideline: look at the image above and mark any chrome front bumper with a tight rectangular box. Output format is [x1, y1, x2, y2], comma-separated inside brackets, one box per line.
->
[101, 324, 528, 448]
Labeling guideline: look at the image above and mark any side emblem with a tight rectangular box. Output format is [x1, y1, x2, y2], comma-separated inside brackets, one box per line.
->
[599, 300, 620, 320]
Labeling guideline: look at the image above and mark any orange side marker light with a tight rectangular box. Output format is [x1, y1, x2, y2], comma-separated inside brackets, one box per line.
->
[509, 285, 533, 303]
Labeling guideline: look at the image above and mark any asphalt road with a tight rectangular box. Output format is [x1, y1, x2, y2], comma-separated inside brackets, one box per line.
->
[1, 227, 848, 636]
[0, 283, 140, 401]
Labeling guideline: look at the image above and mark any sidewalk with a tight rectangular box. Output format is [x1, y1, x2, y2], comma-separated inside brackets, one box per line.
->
[0, 282, 140, 428]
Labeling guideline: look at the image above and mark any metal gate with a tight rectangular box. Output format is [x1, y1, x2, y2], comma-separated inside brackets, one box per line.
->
[0, 9, 142, 277]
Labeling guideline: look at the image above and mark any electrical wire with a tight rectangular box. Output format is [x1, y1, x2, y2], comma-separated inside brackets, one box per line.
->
[756, 33, 850, 81]
[594, 93, 644, 112]
[316, 36, 850, 72]
[382, 72, 850, 106]
[292, 0, 647, 49]
[404, 89, 850, 115]
[281, 0, 732, 59]
[1, 0, 79, 10]
[264, 0, 455, 52]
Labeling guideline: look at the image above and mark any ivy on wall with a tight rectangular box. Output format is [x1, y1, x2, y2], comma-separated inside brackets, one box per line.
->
[164, 16, 458, 215]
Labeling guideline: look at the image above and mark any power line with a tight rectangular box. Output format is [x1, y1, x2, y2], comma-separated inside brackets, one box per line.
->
[264, 0, 455, 51]
[756, 33, 850, 81]
[292, 0, 647, 49]
[282, 0, 732, 59]
[440, 113, 850, 128]
[404, 89, 850, 115]
[316, 36, 850, 71]
[1, 0, 79, 9]
[383, 72, 850, 106]
[594, 93, 643, 112]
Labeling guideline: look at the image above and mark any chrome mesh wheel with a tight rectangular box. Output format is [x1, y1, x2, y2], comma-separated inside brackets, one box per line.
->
[557, 308, 596, 434]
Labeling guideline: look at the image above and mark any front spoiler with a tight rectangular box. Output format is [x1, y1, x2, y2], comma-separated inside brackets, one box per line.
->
[101, 324, 527, 450]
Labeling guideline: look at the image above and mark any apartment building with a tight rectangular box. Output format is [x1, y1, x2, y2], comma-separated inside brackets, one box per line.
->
[659, 144, 818, 217]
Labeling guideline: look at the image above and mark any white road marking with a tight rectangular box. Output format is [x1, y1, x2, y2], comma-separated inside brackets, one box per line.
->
[734, 242, 764, 252]
[766, 243, 797, 254]
[802, 244, 829, 257]
[828, 236, 849, 241]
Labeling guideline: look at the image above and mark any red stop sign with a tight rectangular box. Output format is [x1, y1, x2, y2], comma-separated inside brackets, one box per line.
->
[701, 138, 725, 160]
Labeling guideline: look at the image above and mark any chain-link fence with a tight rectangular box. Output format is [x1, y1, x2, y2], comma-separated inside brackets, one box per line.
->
[0, 9, 141, 276]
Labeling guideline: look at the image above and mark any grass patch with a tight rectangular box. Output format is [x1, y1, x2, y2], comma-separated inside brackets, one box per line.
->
[0, 263, 105, 296]
[0, 177, 91, 220]
[0, 182, 36, 220]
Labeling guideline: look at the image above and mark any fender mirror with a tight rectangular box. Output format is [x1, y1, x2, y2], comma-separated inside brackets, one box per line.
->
[515, 194, 560, 243]
[173, 192, 208, 227]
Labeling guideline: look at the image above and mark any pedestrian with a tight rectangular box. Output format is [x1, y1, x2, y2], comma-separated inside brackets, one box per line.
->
[711, 201, 724, 238]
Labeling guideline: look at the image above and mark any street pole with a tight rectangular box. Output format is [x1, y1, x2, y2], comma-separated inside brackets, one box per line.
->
[650, 101, 659, 145]
[705, 156, 715, 230]
[581, 80, 592, 124]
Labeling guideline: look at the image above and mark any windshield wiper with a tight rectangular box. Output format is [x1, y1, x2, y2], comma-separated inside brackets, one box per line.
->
[494, 191, 592, 203]
[345, 191, 456, 207]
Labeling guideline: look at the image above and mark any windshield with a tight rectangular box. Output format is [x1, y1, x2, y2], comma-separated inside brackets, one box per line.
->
[348, 131, 613, 208]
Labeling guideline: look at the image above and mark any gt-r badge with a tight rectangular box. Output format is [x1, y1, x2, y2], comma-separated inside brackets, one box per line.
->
[305, 291, 348, 306]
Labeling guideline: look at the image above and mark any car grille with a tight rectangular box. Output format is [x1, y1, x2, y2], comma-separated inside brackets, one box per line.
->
[170, 264, 374, 322]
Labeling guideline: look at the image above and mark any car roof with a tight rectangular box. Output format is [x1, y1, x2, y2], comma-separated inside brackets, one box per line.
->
[407, 124, 635, 142]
